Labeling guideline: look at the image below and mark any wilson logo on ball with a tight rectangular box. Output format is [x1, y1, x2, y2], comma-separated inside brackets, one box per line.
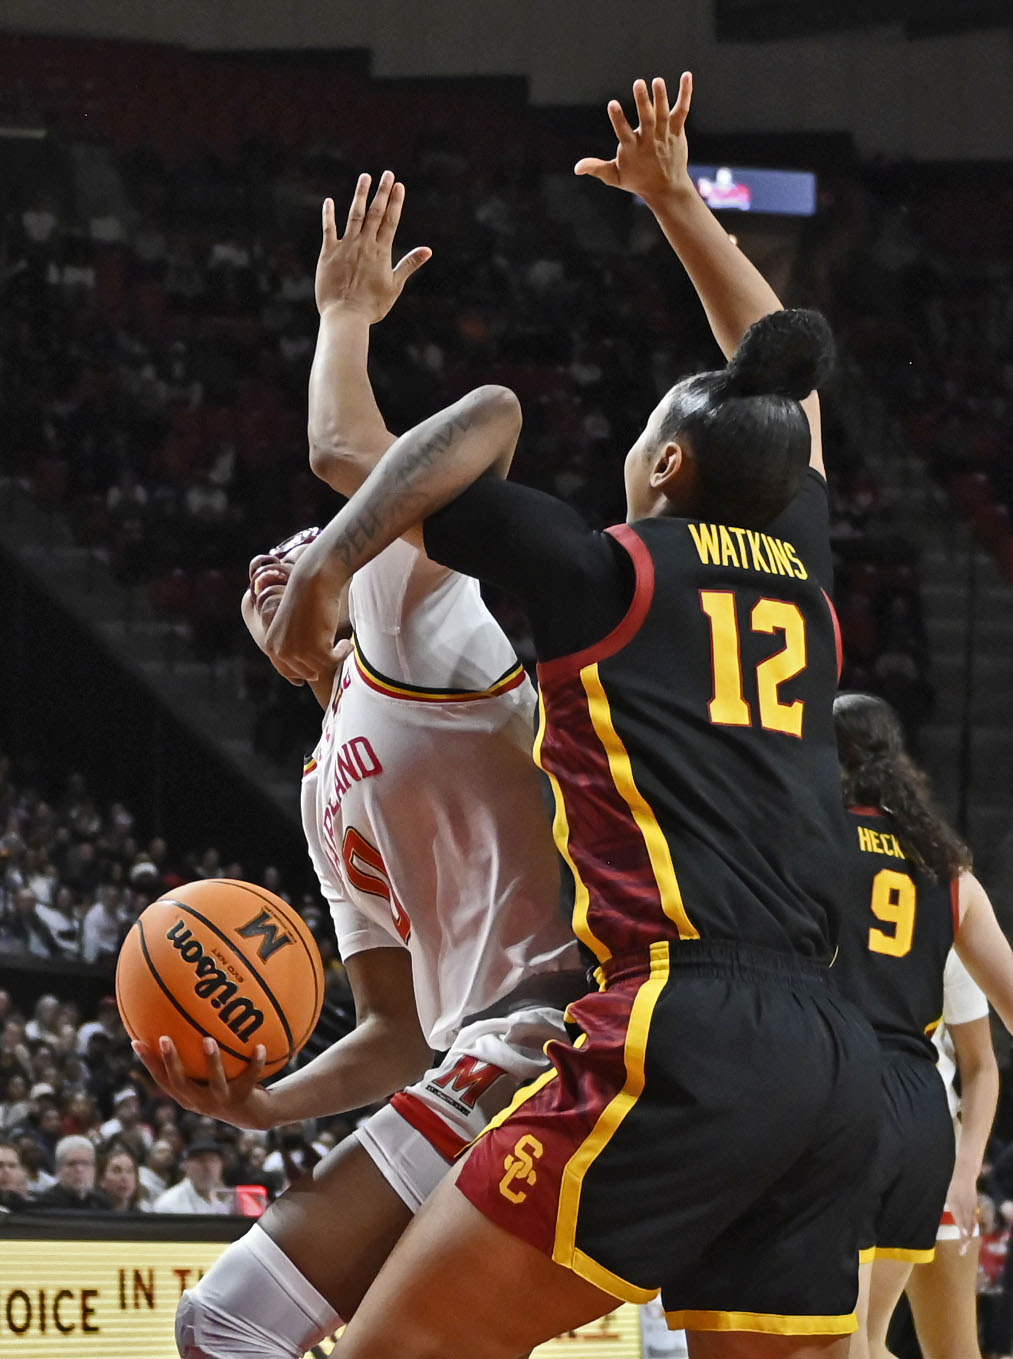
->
[166, 919, 265, 1041]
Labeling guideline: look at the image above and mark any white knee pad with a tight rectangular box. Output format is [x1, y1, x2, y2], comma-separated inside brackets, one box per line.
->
[176, 1224, 342, 1359]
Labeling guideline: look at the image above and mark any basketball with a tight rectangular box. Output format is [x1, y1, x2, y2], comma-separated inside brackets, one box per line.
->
[116, 879, 324, 1081]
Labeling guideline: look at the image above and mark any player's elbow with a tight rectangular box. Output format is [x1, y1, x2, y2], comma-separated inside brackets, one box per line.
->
[307, 432, 390, 496]
[307, 434, 348, 486]
[471, 383, 522, 433]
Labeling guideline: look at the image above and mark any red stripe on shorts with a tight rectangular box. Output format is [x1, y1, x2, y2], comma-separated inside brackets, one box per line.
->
[390, 1090, 468, 1163]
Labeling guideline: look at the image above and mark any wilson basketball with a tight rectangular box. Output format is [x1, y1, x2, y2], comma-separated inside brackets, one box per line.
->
[116, 879, 324, 1080]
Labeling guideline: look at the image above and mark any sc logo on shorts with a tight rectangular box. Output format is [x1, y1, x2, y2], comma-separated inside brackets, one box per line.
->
[498, 1134, 544, 1204]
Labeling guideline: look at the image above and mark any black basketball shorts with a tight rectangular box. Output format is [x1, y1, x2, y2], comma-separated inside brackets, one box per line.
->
[457, 940, 881, 1338]
[857, 1050, 955, 1263]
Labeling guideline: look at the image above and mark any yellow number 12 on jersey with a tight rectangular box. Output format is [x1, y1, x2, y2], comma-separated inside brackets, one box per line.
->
[700, 591, 807, 737]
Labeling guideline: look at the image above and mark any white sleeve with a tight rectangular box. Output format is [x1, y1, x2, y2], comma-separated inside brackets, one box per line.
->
[942, 948, 990, 1026]
[305, 833, 404, 962]
[329, 896, 404, 961]
[347, 538, 452, 682]
[348, 538, 517, 692]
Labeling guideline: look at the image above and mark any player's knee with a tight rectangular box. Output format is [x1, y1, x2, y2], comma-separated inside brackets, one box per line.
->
[173, 1228, 340, 1359]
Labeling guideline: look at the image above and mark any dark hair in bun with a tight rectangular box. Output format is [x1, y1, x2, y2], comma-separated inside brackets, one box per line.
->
[655, 308, 835, 528]
[724, 310, 836, 401]
[833, 692, 971, 882]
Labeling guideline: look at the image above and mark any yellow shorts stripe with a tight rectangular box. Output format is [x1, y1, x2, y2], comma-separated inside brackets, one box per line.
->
[868, 1246, 936, 1264]
[665, 1308, 858, 1336]
[552, 940, 669, 1274]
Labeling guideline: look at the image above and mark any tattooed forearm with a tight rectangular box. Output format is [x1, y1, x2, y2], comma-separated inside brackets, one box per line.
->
[319, 389, 514, 578]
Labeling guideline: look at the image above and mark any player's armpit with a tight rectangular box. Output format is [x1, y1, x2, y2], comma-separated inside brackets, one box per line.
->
[954, 871, 1013, 1033]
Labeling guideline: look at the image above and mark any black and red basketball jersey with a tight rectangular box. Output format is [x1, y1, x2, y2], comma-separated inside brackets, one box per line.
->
[831, 806, 956, 1058]
[534, 514, 847, 966]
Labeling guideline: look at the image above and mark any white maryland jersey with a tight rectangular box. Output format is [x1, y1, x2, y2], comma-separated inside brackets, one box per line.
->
[301, 538, 582, 1053]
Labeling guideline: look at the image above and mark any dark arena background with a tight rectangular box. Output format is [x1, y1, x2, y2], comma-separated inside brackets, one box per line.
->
[0, 4, 1011, 1357]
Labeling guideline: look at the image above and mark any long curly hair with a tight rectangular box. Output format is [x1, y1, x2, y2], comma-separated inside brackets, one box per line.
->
[833, 692, 971, 883]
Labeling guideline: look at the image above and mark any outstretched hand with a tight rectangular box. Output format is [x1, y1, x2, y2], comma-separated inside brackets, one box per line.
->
[132, 1035, 274, 1131]
[575, 73, 694, 204]
[316, 171, 432, 322]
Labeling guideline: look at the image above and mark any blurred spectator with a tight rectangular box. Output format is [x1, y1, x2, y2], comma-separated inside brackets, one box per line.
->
[25, 995, 61, 1045]
[0, 888, 64, 958]
[35, 1135, 112, 1211]
[139, 1137, 179, 1199]
[99, 1087, 153, 1153]
[98, 1142, 151, 1212]
[81, 887, 128, 964]
[262, 1124, 323, 1192]
[1, 1073, 32, 1132]
[38, 887, 81, 956]
[15, 1133, 55, 1195]
[60, 1090, 98, 1136]
[77, 995, 122, 1053]
[153, 1140, 230, 1214]
[1, 1017, 32, 1074]
[0, 1139, 34, 1212]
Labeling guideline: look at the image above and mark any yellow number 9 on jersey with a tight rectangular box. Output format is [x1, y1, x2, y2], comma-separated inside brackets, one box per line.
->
[867, 868, 917, 957]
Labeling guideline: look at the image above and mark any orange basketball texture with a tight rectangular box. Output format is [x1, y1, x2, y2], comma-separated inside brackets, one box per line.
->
[116, 879, 324, 1080]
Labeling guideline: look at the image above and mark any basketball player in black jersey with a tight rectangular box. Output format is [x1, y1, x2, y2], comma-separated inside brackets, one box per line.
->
[830, 693, 1013, 1359]
[267, 74, 879, 1358]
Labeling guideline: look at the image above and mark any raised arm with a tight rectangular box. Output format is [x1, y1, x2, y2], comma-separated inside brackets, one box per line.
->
[307, 172, 431, 495]
[576, 74, 824, 475]
[264, 384, 523, 682]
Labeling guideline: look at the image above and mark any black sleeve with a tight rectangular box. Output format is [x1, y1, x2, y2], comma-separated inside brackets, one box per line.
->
[422, 475, 634, 661]
[766, 468, 834, 597]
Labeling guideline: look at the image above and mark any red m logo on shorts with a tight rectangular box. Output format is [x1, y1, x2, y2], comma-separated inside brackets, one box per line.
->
[431, 1056, 503, 1108]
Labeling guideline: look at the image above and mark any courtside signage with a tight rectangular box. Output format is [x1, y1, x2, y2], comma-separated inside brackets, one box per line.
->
[0, 1238, 642, 1358]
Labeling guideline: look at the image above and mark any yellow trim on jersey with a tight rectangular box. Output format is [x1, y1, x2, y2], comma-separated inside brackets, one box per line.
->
[553, 940, 669, 1278]
[664, 1309, 858, 1336]
[353, 641, 524, 704]
[580, 663, 699, 941]
[302, 756, 318, 775]
[867, 1246, 936, 1264]
[924, 1012, 943, 1036]
[858, 1246, 876, 1265]
[533, 692, 611, 962]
